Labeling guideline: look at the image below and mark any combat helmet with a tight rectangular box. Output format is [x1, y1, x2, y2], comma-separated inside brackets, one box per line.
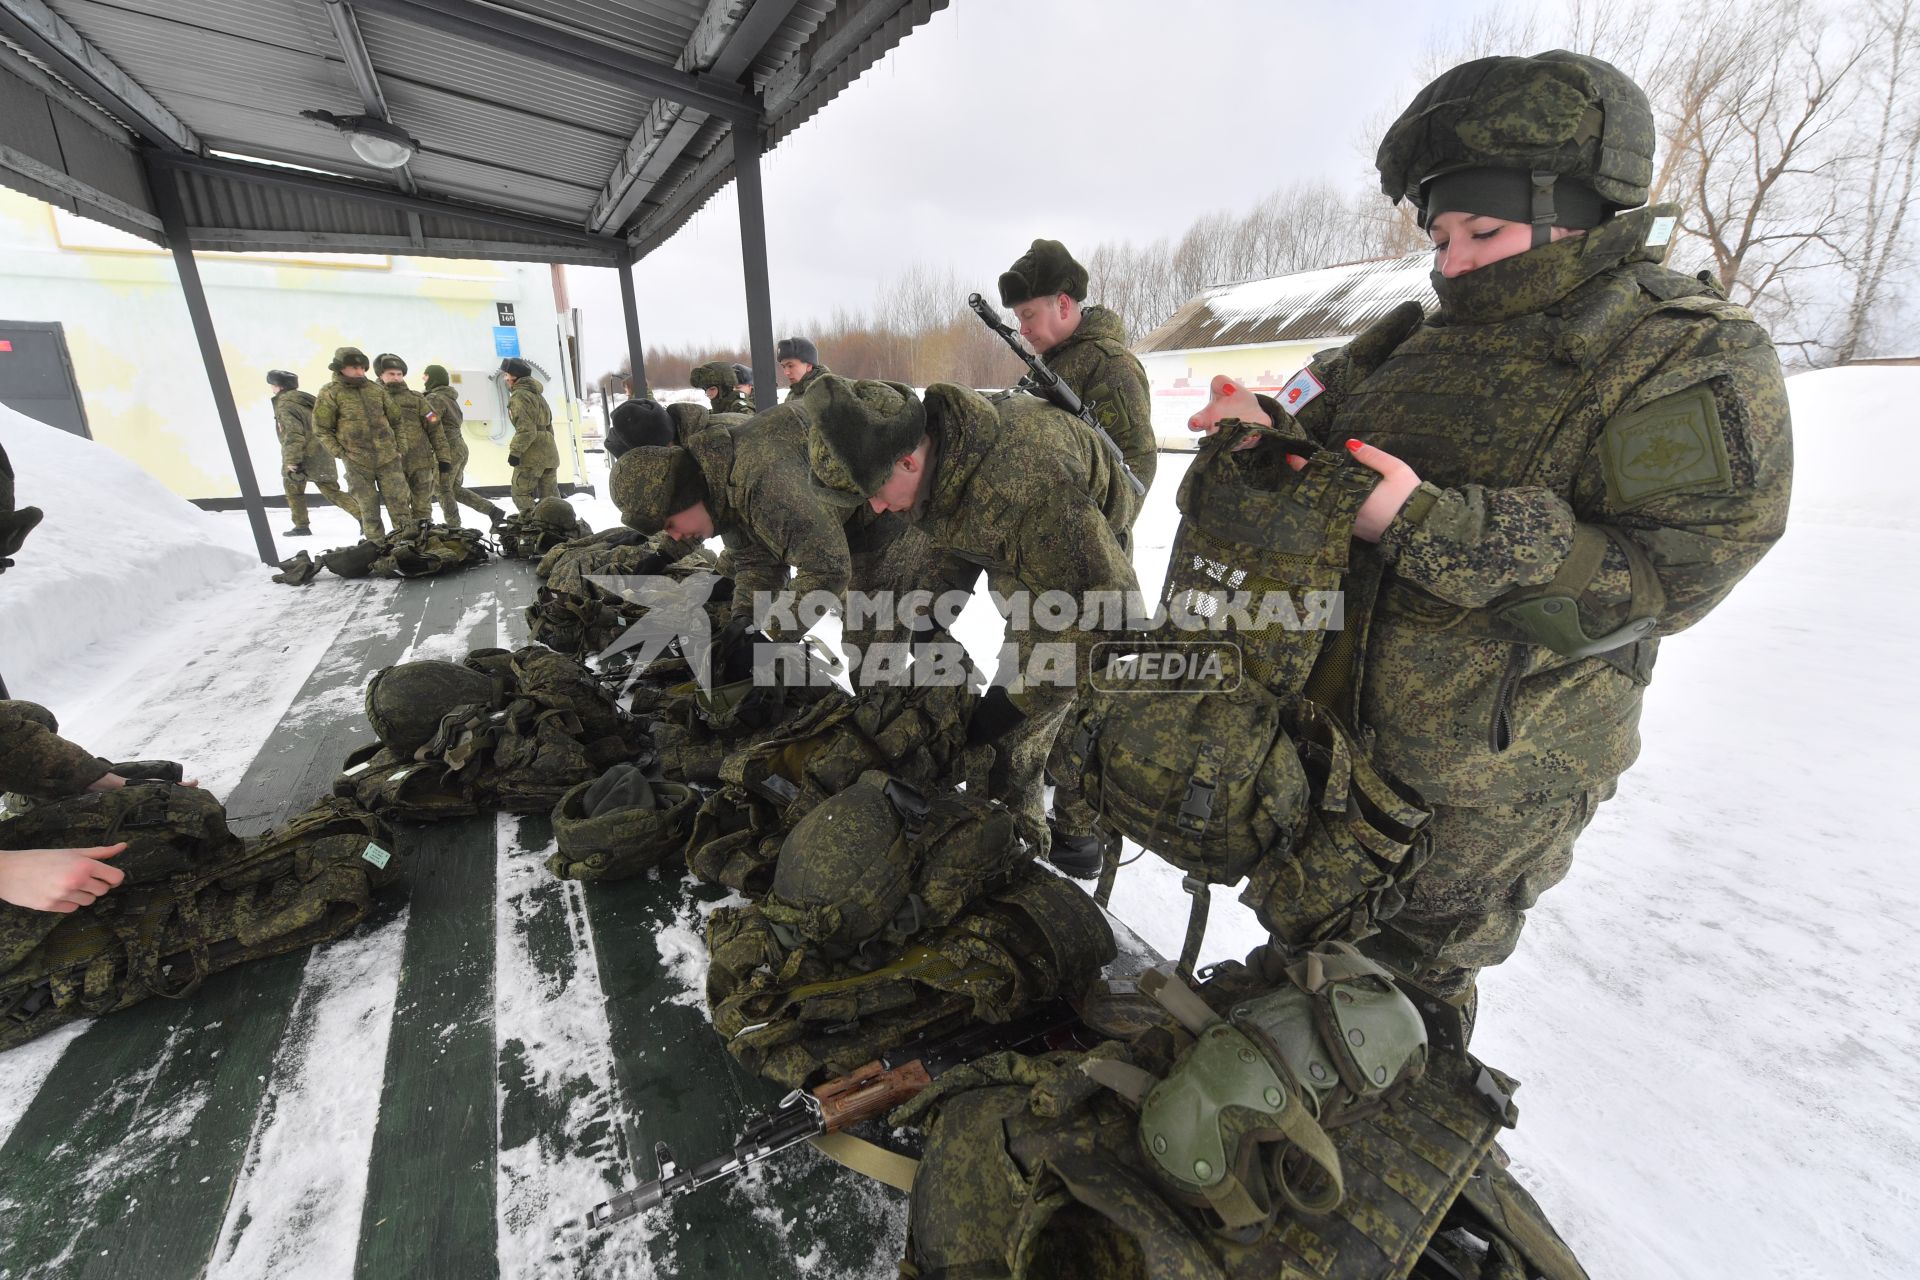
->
[1376, 50, 1654, 242]
[688, 360, 737, 393]
[764, 771, 920, 956]
[364, 658, 496, 755]
[532, 495, 579, 529]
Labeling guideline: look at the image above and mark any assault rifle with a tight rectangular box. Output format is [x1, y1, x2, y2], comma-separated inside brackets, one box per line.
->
[965, 293, 1147, 499]
[584, 1001, 1082, 1228]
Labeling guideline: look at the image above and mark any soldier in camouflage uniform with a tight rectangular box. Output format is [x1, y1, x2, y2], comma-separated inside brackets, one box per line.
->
[690, 360, 752, 415]
[268, 370, 356, 536]
[806, 375, 1139, 864]
[777, 336, 829, 400]
[730, 363, 758, 412]
[312, 346, 413, 539]
[1000, 239, 1158, 878]
[0, 702, 131, 912]
[421, 363, 506, 529]
[1190, 49, 1793, 1018]
[374, 354, 450, 525]
[501, 357, 560, 513]
[612, 400, 859, 636]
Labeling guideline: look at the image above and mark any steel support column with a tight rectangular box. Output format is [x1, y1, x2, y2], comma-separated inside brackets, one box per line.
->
[731, 122, 776, 404]
[145, 158, 277, 567]
[619, 248, 648, 394]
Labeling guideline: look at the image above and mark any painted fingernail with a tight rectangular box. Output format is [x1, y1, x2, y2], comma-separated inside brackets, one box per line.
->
[1345, 438, 1363, 452]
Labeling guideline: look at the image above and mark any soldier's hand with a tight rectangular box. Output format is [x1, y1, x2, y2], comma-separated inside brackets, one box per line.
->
[1346, 440, 1422, 543]
[0, 844, 128, 912]
[1189, 375, 1268, 450]
[285, 464, 303, 477]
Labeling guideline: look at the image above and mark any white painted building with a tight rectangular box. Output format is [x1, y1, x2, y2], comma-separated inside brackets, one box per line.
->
[1136, 252, 1434, 444]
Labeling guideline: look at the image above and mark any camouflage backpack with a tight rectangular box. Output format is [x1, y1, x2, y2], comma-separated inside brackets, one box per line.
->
[1063, 423, 1432, 974]
[547, 761, 698, 881]
[312, 524, 489, 579]
[337, 645, 649, 819]
[898, 954, 1586, 1280]
[497, 497, 591, 559]
[684, 679, 984, 894]
[0, 787, 398, 1050]
[706, 861, 1114, 1090]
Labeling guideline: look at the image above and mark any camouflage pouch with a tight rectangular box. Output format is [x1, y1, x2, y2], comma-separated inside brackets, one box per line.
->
[334, 743, 481, 820]
[272, 550, 320, 586]
[547, 764, 698, 881]
[376, 525, 488, 577]
[1, 794, 397, 1051]
[321, 538, 384, 578]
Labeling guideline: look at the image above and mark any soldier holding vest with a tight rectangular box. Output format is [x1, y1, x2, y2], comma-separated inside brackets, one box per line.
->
[0, 702, 134, 912]
[421, 364, 507, 529]
[1187, 50, 1793, 1018]
[805, 375, 1139, 867]
[374, 354, 449, 525]
[312, 346, 413, 539]
[501, 357, 560, 513]
[268, 370, 356, 536]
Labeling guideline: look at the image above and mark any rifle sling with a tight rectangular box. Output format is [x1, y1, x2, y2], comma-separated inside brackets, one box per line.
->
[808, 1131, 919, 1193]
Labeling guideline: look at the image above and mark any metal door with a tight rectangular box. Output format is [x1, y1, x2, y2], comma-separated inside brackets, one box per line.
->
[0, 321, 91, 438]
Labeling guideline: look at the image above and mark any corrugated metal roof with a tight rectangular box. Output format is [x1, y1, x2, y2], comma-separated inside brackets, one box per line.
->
[2, 0, 944, 265]
[1135, 252, 1438, 355]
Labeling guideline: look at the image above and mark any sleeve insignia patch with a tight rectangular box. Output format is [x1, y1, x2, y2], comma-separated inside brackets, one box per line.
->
[1277, 366, 1326, 417]
[1599, 382, 1732, 510]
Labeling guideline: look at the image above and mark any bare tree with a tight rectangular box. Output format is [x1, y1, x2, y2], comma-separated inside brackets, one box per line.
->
[1835, 0, 1920, 360]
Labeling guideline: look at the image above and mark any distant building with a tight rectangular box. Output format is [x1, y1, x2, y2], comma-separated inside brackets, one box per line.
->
[1135, 252, 1434, 445]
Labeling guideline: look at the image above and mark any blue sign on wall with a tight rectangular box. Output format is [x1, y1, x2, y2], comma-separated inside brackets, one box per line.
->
[492, 326, 521, 357]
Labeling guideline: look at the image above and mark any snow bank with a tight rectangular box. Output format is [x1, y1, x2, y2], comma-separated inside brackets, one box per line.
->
[0, 404, 254, 693]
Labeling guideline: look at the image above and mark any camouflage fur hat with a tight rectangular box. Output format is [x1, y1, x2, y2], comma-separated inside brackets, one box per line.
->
[1377, 50, 1655, 219]
[374, 352, 407, 375]
[329, 346, 370, 372]
[612, 445, 709, 531]
[801, 375, 927, 506]
[689, 360, 737, 393]
[998, 238, 1088, 306]
[423, 363, 450, 389]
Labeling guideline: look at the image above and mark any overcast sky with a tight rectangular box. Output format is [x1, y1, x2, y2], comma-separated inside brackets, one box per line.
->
[566, 0, 1505, 380]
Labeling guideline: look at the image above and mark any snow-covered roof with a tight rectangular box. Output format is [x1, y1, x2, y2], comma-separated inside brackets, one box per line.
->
[1136, 251, 1435, 355]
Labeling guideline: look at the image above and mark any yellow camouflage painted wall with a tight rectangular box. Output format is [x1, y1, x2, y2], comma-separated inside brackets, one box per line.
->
[0, 189, 585, 501]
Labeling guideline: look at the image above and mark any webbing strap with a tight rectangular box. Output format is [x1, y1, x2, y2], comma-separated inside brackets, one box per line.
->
[807, 1131, 918, 1192]
[1175, 876, 1211, 982]
[1268, 1099, 1346, 1215]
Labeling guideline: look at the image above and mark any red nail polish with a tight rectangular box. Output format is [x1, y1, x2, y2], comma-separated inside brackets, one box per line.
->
[1345, 438, 1363, 452]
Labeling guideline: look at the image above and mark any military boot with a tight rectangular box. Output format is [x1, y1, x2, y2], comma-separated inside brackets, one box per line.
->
[1046, 821, 1113, 881]
[285, 523, 312, 536]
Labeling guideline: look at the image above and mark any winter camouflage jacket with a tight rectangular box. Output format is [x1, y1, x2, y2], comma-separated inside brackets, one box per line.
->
[913, 384, 1140, 712]
[273, 389, 334, 475]
[687, 403, 855, 627]
[1042, 304, 1156, 522]
[0, 702, 110, 800]
[381, 380, 449, 473]
[424, 383, 468, 467]
[507, 378, 560, 470]
[1284, 205, 1791, 806]
[313, 374, 401, 469]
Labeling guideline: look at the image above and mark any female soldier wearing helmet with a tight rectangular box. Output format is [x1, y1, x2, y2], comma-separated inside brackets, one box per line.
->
[1195, 50, 1793, 1026]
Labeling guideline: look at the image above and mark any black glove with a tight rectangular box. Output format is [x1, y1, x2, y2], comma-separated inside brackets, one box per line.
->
[966, 686, 1027, 746]
[438, 461, 452, 473]
[508, 454, 521, 467]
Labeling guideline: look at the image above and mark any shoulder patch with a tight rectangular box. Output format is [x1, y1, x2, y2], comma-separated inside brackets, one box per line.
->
[1599, 383, 1732, 510]
[1276, 366, 1326, 417]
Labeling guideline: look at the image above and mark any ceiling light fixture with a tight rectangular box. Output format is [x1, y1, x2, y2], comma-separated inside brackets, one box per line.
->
[300, 109, 420, 170]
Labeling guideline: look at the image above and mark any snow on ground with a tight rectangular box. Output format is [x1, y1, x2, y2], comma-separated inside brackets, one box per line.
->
[1, 367, 1913, 1277]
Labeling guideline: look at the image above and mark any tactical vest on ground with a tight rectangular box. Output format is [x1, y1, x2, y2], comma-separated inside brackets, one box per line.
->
[498, 502, 591, 560]
[900, 956, 1588, 1280]
[707, 861, 1114, 1089]
[337, 646, 647, 819]
[526, 536, 716, 659]
[0, 788, 397, 1050]
[683, 680, 982, 894]
[274, 525, 489, 585]
[1065, 422, 1432, 975]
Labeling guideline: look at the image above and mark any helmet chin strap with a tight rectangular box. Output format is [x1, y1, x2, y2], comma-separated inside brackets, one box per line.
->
[1530, 170, 1558, 248]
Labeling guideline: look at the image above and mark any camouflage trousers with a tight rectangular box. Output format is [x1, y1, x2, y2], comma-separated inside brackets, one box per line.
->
[403, 463, 439, 524]
[989, 687, 1076, 862]
[437, 459, 503, 528]
[510, 466, 558, 513]
[283, 469, 356, 527]
[1044, 691, 1103, 841]
[1358, 779, 1615, 1009]
[343, 460, 414, 539]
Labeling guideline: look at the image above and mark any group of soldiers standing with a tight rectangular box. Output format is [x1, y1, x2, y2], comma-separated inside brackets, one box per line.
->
[270, 350, 562, 541]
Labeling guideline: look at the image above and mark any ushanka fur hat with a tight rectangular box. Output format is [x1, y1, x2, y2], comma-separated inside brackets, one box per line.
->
[802, 375, 927, 506]
[997, 238, 1088, 306]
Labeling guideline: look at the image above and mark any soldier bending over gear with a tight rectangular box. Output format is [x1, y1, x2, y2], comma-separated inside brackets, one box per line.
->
[268, 369, 357, 536]
[805, 375, 1139, 873]
[502, 357, 560, 513]
[313, 346, 413, 539]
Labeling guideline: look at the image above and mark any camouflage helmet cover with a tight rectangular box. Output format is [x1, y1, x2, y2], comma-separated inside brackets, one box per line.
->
[611, 444, 706, 531]
[531, 495, 578, 528]
[767, 771, 916, 953]
[364, 659, 496, 755]
[689, 360, 737, 393]
[1376, 49, 1655, 214]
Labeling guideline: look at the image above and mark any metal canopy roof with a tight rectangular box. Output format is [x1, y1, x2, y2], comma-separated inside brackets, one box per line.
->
[0, 0, 947, 266]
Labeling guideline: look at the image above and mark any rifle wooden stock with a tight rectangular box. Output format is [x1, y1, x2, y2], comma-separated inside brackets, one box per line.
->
[813, 1058, 933, 1132]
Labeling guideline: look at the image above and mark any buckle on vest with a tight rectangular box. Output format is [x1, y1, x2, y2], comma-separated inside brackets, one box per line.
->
[1178, 778, 1216, 832]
